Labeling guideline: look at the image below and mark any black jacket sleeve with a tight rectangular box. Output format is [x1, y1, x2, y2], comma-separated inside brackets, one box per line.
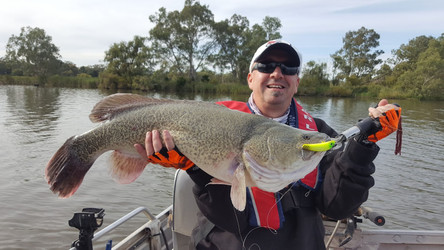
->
[314, 118, 379, 219]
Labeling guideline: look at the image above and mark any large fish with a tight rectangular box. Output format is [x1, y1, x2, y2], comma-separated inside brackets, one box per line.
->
[45, 93, 329, 211]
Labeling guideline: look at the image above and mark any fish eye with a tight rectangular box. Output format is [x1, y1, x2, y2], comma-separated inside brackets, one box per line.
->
[302, 135, 311, 140]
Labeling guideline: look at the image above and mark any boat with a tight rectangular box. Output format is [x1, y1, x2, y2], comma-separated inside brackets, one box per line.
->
[67, 170, 444, 250]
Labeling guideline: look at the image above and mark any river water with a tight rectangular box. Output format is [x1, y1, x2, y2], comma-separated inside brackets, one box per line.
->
[0, 85, 443, 249]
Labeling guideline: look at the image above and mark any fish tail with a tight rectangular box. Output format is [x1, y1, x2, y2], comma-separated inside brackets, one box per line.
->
[45, 136, 95, 198]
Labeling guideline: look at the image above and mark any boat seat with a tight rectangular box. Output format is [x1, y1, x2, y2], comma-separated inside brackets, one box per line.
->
[172, 169, 199, 250]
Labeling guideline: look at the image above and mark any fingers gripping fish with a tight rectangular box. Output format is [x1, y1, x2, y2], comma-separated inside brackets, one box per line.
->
[45, 93, 329, 211]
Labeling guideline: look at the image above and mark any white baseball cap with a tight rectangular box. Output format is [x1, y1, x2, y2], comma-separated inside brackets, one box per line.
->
[249, 40, 302, 73]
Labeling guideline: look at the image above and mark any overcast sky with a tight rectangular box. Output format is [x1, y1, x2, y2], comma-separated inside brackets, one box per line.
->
[1, 0, 443, 68]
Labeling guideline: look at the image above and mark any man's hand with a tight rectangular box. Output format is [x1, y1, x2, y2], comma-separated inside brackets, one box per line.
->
[134, 130, 194, 170]
[367, 99, 402, 142]
[368, 99, 399, 119]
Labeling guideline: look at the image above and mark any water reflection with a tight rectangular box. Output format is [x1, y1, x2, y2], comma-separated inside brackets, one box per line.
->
[4, 86, 61, 143]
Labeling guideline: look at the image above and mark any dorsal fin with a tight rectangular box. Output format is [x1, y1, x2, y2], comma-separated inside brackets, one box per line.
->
[89, 93, 175, 122]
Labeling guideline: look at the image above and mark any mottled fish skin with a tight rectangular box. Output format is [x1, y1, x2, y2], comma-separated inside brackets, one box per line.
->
[45, 93, 329, 211]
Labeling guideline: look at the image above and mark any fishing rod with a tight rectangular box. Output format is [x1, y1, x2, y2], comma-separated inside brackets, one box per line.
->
[302, 116, 381, 152]
[302, 103, 402, 152]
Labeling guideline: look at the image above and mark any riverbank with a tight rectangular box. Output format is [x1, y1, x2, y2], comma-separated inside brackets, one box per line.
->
[1, 75, 440, 100]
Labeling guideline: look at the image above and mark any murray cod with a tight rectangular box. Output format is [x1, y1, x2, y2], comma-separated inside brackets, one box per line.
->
[45, 93, 330, 211]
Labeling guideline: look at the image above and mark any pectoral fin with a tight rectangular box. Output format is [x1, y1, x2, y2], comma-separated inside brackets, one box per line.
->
[230, 166, 246, 211]
[110, 150, 147, 184]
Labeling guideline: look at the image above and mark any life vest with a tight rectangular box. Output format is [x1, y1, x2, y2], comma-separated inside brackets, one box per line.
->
[216, 99, 320, 230]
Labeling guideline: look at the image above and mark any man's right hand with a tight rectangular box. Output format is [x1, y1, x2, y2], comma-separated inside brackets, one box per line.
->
[134, 130, 194, 170]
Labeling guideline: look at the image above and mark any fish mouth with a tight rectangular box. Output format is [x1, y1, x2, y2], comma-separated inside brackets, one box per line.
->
[244, 152, 315, 192]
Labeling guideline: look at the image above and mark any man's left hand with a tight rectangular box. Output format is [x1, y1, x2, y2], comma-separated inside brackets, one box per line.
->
[367, 99, 402, 142]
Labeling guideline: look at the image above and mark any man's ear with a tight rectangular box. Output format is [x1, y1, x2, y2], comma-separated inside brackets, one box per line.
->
[293, 77, 300, 94]
[247, 73, 254, 91]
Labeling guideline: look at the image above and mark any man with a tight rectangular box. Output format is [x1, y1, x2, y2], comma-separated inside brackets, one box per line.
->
[135, 40, 401, 249]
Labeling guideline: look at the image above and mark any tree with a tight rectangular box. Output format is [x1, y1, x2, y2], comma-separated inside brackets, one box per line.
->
[79, 64, 105, 77]
[392, 35, 434, 66]
[331, 27, 383, 79]
[0, 57, 11, 75]
[149, 0, 215, 81]
[58, 61, 79, 76]
[211, 15, 282, 82]
[104, 36, 152, 85]
[211, 14, 250, 80]
[262, 16, 282, 41]
[373, 63, 395, 86]
[5, 26, 61, 81]
[394, 35, 444, 99]
[299, 61, 330, 94]
[301, 61, 329, 86]
[238, 17, 282, 81]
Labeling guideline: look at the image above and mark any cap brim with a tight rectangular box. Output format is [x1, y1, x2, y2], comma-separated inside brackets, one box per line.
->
[258, 44, 300, 67]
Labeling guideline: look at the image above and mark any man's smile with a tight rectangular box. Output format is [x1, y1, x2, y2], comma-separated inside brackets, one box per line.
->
[267, 84, 285, 89]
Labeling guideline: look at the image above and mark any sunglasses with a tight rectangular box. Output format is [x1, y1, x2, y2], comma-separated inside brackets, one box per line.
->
[252, 62, 300, 75]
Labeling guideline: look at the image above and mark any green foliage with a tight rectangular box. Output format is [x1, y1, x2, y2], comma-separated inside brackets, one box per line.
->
[391, 35, 434, 66]
[0, 75, 99, 88]
[324, 85, 353, 97]
[329, 29, 443, 100]
[5, 27, 61, 82]
[98, 71, 129, 89]
[46, 75, 99, 88]
[210, 15, 281, 82]
[2, 1, 283, 92]
[77, 73, 92, 78]
[104, 36, 152, 85]
[299, 61, 330, 95]
[211, 14, 251, 80]
[331, 27, 383, 78]
[0, 75, 35, 85]
[344, 74, 372, 87]
[376, 86, 407, 99]
[57, 61, 79, 76]
[2, 3, 442, 100]
[0, 58, 11, 75]
[149, 0, 215, 81]
[79, 64, 105, 77]
[262, 16, 282, 41]
[384, 34, 444, 100]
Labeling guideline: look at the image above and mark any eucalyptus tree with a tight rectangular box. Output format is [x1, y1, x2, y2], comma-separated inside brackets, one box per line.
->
[393, 35, 444, 99]
[262, 16, 282, 41]
[104, 35, 152, 85]
[0, 58, 10, 75]
[244, 17, 282, 78]
[149, 0, 215, 81]
[5, 26, 61, 81]
[301, 61, 329, 86]
[211, 14, 250, 80]
[391, 35, 435, 68]
[331, 27, 383, 79]
[211, 15, 282, 82]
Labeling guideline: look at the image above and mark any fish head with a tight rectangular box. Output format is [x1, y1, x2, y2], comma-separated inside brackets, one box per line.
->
[243, 125, 330, 192]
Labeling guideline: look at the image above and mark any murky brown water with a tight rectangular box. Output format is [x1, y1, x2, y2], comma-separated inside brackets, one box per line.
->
[0, 85, 443, 249]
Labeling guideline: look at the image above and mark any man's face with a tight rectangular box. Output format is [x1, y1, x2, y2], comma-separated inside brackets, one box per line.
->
[247, 49, 300, 112]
